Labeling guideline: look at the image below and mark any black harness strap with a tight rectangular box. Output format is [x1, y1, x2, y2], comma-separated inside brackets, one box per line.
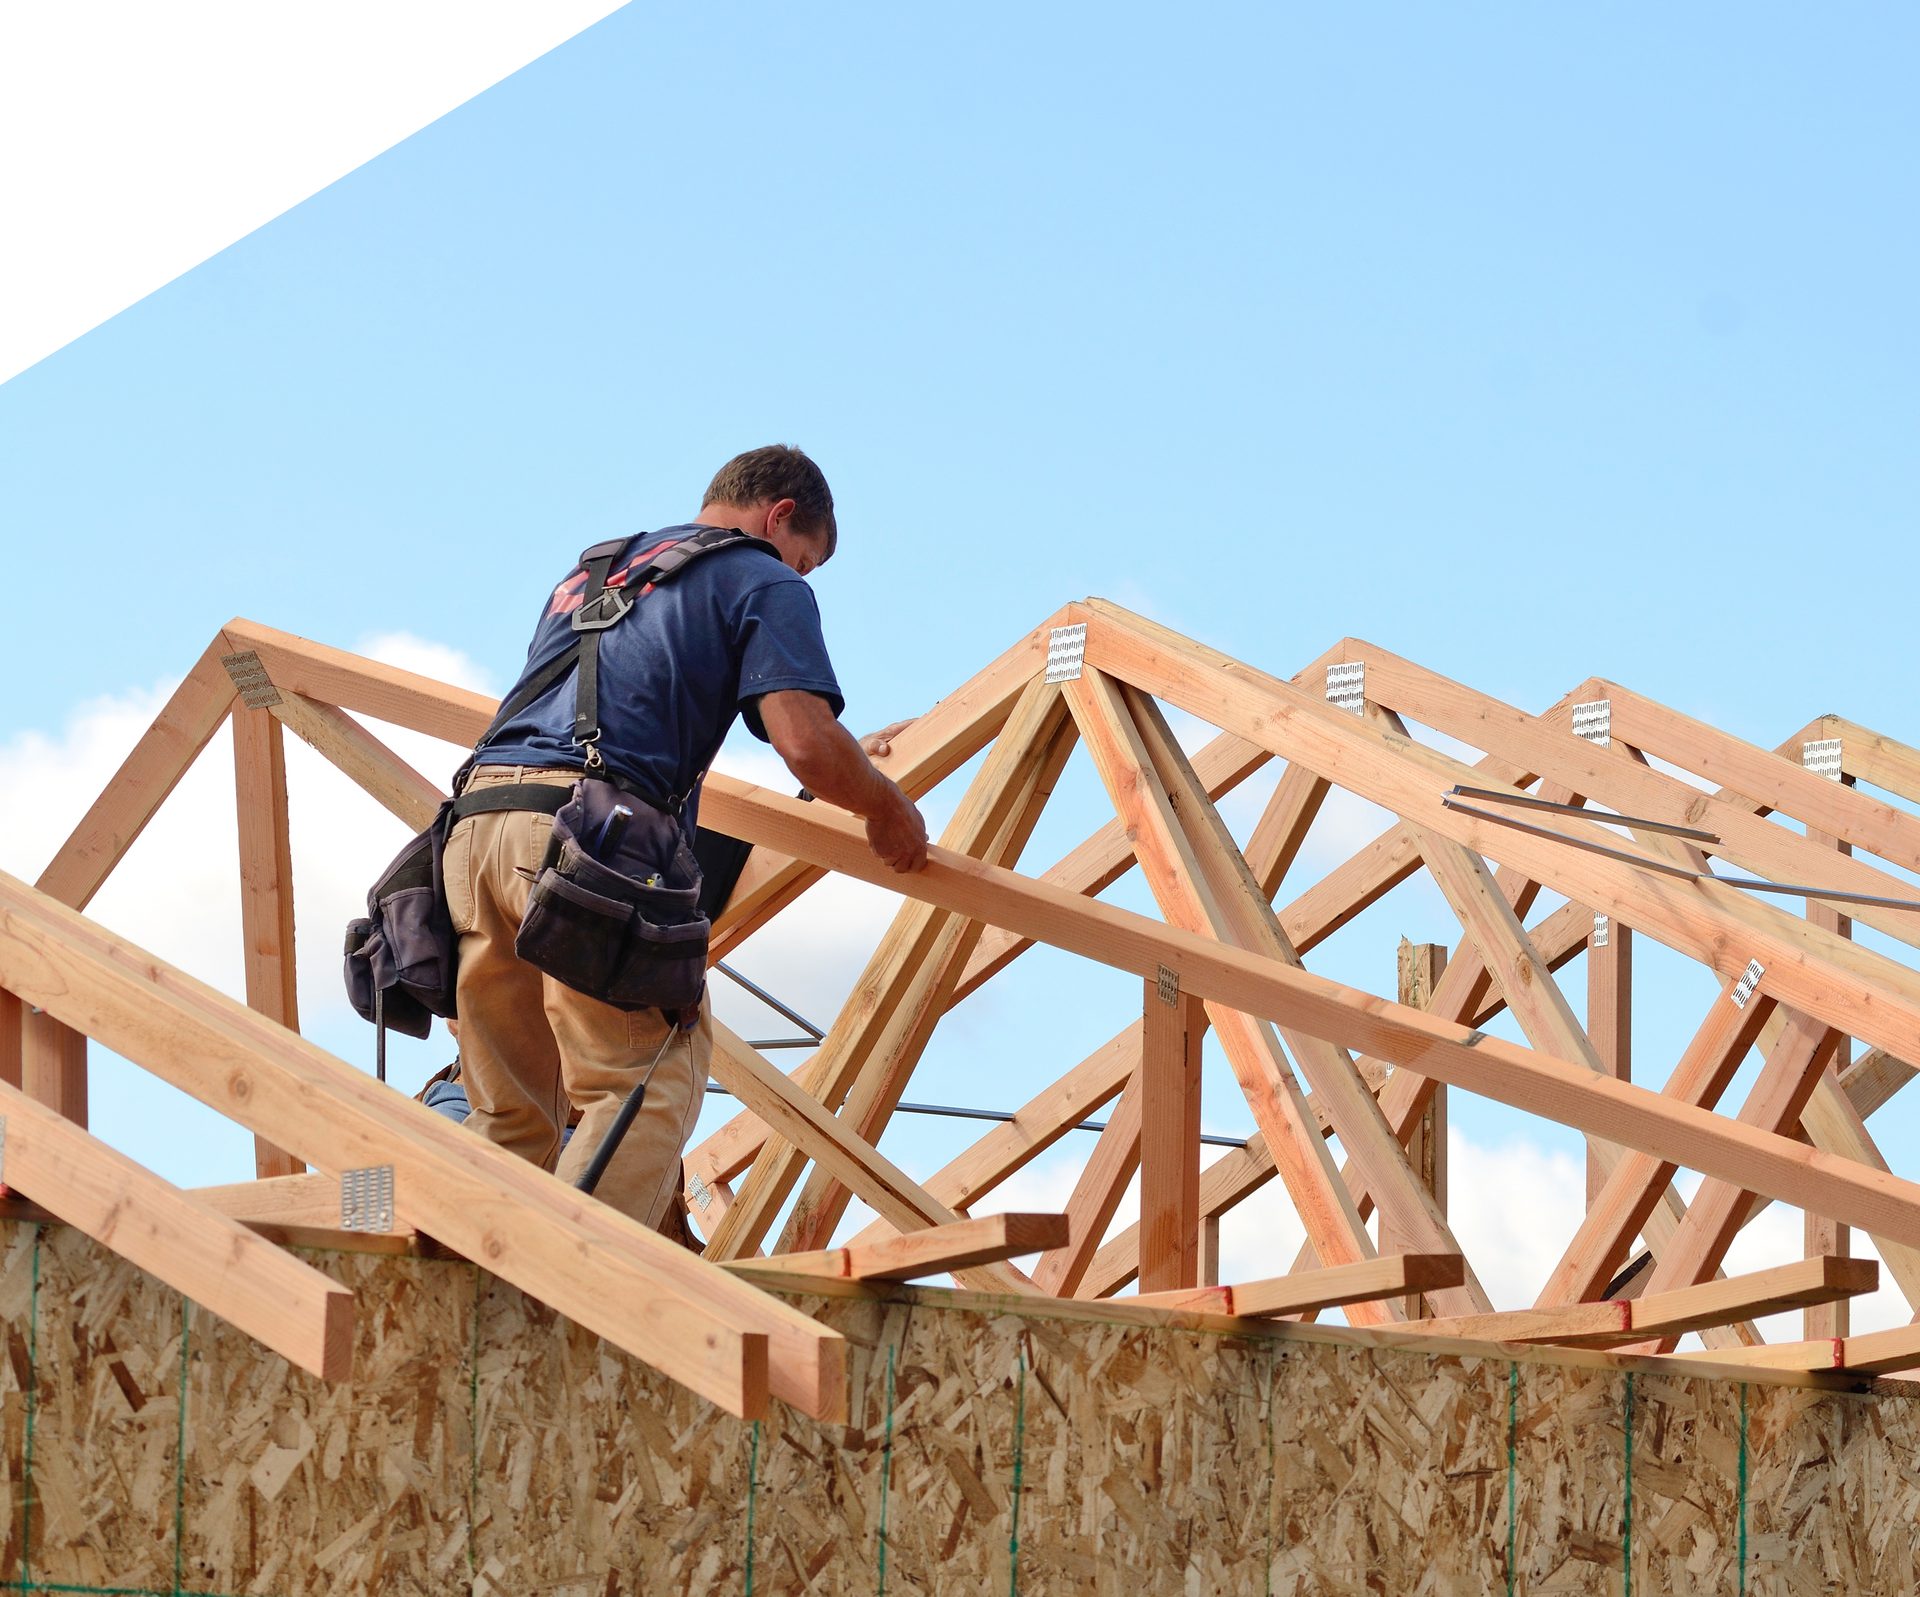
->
[468, 527, 781, 815]
[450, 783, 573, 823]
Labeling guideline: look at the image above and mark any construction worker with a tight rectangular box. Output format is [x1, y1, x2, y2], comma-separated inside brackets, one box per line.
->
[443, 445, 927, 1235]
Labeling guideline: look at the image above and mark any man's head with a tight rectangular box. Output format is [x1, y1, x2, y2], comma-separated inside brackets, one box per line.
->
[698, 444, 837, 576]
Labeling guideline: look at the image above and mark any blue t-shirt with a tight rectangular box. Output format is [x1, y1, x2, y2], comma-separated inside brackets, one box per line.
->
[472, 525, 844, 826]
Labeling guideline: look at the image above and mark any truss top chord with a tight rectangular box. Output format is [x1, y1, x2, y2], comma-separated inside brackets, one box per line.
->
[1448, 783, 1720, 844]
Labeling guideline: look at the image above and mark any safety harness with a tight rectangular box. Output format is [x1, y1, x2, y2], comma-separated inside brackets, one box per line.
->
[458, 525, 782, 818]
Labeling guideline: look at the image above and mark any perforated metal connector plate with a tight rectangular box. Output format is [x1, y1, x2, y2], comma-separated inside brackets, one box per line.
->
[1326, 661, 1365, 716]
[1157, 965, 1180, 1006]
[1592, 913, 1609, 948]
[687, 1172, 714, 1214]
[1571, 700, 1611, 746]
[1803, 739, 1844, 782]
[1729, 958, 1765, 1010]
[220, 650, 283, 710]
[340, 1166, 395, 1233]
[1045, 624, 1087, 684]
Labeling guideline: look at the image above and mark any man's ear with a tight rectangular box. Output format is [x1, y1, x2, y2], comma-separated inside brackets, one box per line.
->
[764, 497, 799, 534]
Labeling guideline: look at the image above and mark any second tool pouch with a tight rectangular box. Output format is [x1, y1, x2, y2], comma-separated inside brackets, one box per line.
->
[515, 777, 710, 1012]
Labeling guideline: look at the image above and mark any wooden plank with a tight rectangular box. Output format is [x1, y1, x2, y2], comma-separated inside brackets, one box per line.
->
[1798, 1066, 1920, 1314]
[951, 732, 1269, 1005]
[21, 1006, 86, 1127]
[0, 990, 19, 1090]
[1244, 761, 1331, 899]
[0, 871, 844, 1423]
[218, 619, 495, 746]
[1122, 680, 1488, 1316]
[1839, 1047, 1918, 1119]
[194, 1172, 345, 1228]
[35, 637, 238, 911]
[0, 1076, 355, 1381]
[1805, 819, 1852, 1339]
[1036, 1069, 1143, 1297]
[267, 692, 444, 832]
[1133, 1253, 1466, 1318]
[694, 773, 1920, 1253]
[843, 1023, 1140, 1248]
[1670, 1339, 1846, 1372]
[1059, 669, 1385, 1310]
[713, 676, 1068, 1262]
[1618, 1009, 1845, 1352]
[233, 707, 305, 1179]
[1824, 714, 1920, 810]
[1600, 687, 1920, 874]
[722, 1213, 1067, 1284]
[1413, 1257, 1876, 1348]
[777, 685, 1076, 1255]
[1587, 917, 1631, 1205]
[703, 1020, 1032, 1295]
[1535, 985, 1776, 1308]
[1138, 978, 1205, 1293]
[1390, 940, 1448, 1318]
[1075, 602, 1920, 1082]
[708, 621, 1054, 960]
[1347, 644, 1920, 950]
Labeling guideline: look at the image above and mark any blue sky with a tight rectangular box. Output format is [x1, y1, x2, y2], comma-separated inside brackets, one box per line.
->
[3, 5, 1917, 1314]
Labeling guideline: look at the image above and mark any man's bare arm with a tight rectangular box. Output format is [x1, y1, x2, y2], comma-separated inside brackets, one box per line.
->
[757, 691, 928, 872]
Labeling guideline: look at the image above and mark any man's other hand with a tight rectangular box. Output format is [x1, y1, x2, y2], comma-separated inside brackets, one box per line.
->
[860, 718, 917, 761]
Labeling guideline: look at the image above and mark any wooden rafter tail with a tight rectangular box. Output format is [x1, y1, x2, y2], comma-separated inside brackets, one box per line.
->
[725, 1213, 1068, 1285]
[703, 1021, 1033, 1294]
[1675, 1320, 1920, 1376]
[693, 774, 1920, 1253]
[1073, 602, 1920, 1078]
[1135, 1253, 1467, 1319]
[36, 635, 239, 911]
[708, 619, 1059, 959]
[1059, 666, 1386, 1312]
[777, 680, 1079, 1256]
[1408, 1257, 1878, 1350]
[706, 674, 1070, 1264]
[0, 1074, 355, 1381]
[0, 873, 845, 1423]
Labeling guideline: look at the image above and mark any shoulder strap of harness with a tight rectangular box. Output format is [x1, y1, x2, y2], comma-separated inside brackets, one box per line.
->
[469, 527, 782, 808]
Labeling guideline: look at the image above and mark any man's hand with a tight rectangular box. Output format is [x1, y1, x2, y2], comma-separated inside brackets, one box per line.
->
[859, 718, 916, 761]
[758, 691, 929, 872]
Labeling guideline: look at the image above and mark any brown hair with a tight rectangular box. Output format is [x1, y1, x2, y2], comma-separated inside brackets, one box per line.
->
[702, 444, 837, 557]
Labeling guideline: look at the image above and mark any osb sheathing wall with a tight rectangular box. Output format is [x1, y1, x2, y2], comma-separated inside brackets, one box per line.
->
[2, 1220, 1917, 1597]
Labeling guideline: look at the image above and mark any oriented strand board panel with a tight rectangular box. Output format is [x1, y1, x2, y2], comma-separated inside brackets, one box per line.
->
[1, 1219, 1918, 1595]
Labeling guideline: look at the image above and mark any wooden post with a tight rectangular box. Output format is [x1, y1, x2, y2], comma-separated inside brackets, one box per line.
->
[1200, 1215, 1221, 1288]
[234, 707, 306, 1178]
[1393, 939, 1447, 1316]
[22, 1007, 86, 1126]
[1587, 916, 1632, 1205]
[1137, 974, 1206, 1294]
[1806, 811, 1853, 1338]
[0, 989, 21, 1091]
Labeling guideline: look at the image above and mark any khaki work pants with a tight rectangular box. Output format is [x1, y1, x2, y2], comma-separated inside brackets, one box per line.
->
[444, 764, 709, 1229]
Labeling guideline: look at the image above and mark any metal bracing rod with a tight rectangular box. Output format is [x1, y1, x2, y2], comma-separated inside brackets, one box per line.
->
[1448, 784, 1721, 844]
[713, 959, 826, 1051]
[1442, 797, 1920, 912]
[700, 1083, 1245, 1147]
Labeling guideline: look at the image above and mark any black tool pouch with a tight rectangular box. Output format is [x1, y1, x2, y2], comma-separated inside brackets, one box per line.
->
[344, 800, 459, 1040]
[515, 778, 709, 1013]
